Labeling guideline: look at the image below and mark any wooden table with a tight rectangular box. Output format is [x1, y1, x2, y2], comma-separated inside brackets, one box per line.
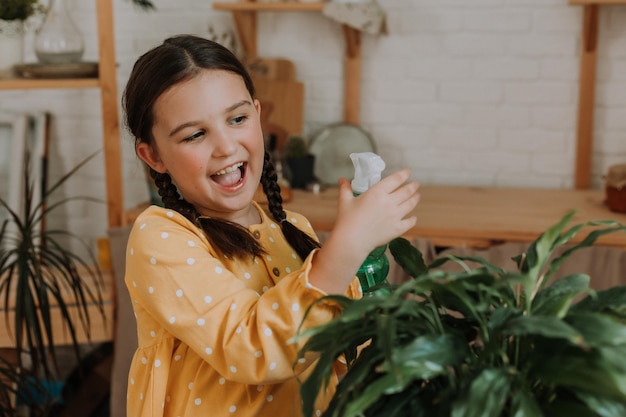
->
[569, 0, 626, 188]
[283, 185, 626, 249]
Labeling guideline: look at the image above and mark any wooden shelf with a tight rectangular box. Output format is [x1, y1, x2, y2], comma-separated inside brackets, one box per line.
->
[213, 2, 325, 12]
[0, 77, 100, 89]
[0, 0, 123, 228]
[569, 0, 626, 4]
[213, 0, 362, 124]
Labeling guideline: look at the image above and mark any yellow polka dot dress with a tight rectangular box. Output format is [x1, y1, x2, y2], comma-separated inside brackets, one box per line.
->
[124, 202, 362, 417]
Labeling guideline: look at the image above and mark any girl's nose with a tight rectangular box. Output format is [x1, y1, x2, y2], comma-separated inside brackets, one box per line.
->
[212, 129, 237, 157]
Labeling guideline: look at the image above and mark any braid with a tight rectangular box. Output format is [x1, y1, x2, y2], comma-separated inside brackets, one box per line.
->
[150, 168, 265, 259]
[260, 152, 320, 261]
[151, 169, 196, 223]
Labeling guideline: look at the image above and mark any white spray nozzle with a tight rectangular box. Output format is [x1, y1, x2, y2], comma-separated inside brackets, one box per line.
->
[350, 152, 386, 194]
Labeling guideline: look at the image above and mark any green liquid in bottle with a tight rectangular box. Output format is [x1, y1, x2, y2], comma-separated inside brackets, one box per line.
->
[357, 244, 390, 295]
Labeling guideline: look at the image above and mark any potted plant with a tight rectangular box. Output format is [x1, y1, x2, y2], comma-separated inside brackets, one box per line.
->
[0, 153, 106, 415]
[297, 211, 626, 417]
[284, 135, 315, 189]
[0, 0, 43, 73]
[0, 0, 43, 21]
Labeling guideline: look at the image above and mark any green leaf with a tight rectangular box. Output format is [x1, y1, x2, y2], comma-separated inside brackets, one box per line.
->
[452, 368, 511, 417]
[575, 391, 626, 417]
[503, 315, 583, 345]
[534, 350, 626, 401]
[510, 385, 543, 417]
[429, 254, 507, 276]
[573, 286, 626, 316]
[532, 274, 590, 317]
[389, 237, 428, 278]
[388, 334, 468, 382]
[566, 312, 626, 347]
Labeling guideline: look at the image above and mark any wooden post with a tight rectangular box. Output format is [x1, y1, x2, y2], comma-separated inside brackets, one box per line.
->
[232, 11, 258, 59]
[574, 4, 599, 189]
[96, 0, 123, 227]
[343, 25, 361, 125]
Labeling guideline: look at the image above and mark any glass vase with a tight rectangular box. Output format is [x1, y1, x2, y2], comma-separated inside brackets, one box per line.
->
[34, 0, 84, 64]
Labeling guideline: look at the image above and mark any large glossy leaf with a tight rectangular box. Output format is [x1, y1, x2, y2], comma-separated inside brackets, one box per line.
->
[502, 315, 583, 344]
[510, 385, 543, 417]
[532, 274, 590, 317]
[389, 237, 428, 278]
[387, 333, 467, 382]
[573, 286, 626, 317]
[565, 312, 626, 347]
[533, 350, 626, 401]
[451, 368, 511, 417]
[575, 391, 626, 417]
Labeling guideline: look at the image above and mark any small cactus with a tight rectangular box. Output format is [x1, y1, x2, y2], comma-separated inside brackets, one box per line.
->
[285, 136, 308, 159]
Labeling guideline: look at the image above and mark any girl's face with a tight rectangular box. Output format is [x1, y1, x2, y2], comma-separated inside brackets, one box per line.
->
[137, 69, 265, 225]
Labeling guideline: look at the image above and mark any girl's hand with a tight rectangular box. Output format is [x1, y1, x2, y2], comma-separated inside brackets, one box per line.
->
[334, 168, 420, 256]
[308, 169, 420, 294]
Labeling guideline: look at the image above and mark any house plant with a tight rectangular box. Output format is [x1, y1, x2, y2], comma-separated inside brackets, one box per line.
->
[297, 211, 626, 417]
[0, 152, 106, 415]
[0, 0, 43, 73]
[284, 135, 315, 189]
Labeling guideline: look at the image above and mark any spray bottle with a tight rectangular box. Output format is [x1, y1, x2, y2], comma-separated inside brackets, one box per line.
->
[350, 152, 390, 295]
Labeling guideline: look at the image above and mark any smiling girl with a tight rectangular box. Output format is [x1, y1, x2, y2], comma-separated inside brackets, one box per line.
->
[122, 34, 420, 417]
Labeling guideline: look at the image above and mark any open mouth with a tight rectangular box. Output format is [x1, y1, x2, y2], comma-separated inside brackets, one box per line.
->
[211, 162, 246, 187]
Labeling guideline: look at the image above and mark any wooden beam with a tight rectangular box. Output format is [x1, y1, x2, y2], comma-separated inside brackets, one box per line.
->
[96, 0, 123, 227]
[232, 11, 258, 59]
[574, 4, 599, 189]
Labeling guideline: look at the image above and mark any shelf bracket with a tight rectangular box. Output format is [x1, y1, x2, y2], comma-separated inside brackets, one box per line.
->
[343, 25, 361, 125]
[232, 11, 258, 59]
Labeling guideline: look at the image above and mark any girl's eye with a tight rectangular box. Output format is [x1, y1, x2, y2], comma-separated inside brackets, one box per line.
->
[230, 115, 247, 125]
[183, 130, 204, 142]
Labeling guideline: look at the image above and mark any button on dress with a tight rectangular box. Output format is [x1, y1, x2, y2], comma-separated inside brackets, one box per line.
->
[124, 202, 362, 417]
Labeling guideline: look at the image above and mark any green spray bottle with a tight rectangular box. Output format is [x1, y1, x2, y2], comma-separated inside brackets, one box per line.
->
[350, 152, 390, 295]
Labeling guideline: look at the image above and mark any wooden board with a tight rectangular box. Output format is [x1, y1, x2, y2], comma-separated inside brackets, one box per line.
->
[253, 76, 304, 139]
[245, 57, 296, 81]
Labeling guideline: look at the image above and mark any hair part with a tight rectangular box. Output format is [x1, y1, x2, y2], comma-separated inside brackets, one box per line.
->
[125, 34, 320, 261]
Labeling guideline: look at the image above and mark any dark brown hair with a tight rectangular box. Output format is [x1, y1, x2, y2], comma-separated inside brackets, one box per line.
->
[122, 34, 319, 260]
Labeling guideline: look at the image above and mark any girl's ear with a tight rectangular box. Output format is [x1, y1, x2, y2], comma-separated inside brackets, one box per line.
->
[136, 142, 167, 174]
[254, 98, 261, 115]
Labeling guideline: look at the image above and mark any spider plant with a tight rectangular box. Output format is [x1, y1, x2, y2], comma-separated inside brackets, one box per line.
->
[298, 211, 626, 417]
[0, 152, 106, 412]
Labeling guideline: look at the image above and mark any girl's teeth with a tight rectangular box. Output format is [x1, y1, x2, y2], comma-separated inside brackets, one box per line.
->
[215, 162, 243, 176]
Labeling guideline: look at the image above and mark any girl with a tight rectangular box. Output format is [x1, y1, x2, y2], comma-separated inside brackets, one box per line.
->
[122, 34, 420, 417]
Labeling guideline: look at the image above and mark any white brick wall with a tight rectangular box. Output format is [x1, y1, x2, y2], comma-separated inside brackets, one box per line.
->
[1, 0, 626, 254]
